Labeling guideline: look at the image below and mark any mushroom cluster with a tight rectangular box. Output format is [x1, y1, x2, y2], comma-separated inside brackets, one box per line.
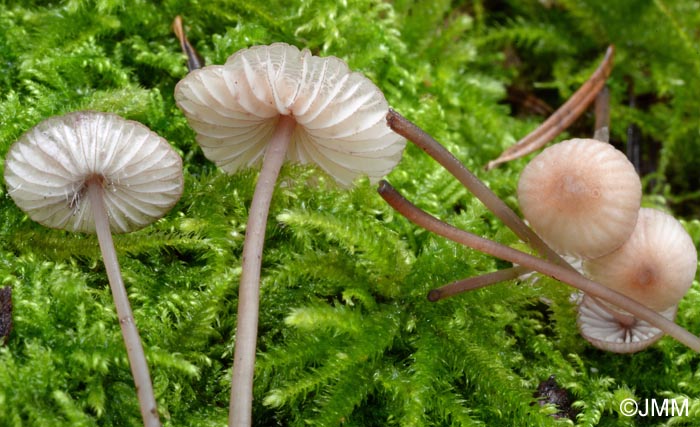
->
[379, 111, 700, 354]
[175, 42, 405, 427]
[517, 138, 697, 352]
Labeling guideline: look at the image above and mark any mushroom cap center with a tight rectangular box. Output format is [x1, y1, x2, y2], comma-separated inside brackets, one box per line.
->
[518, 138, 641, 258]
[551, 172, 603, 214]
[583, 208, 697, 312]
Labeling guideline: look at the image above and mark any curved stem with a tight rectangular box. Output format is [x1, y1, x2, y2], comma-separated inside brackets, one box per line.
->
[386, 109, 571, 271]
[87, 178, 160, 427]
[378, 180, 700, 352]
[172, 15, 205, 71]
[486, 45, 615, 169]
[230, 115, 296, 427]
[427, 266, 530, 302]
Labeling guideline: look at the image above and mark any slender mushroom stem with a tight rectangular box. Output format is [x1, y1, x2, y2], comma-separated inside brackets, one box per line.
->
[593, 85, 610, 142]
[386, 109, 571, 271]
[378, 180, 700, 352]
[626, 80, 641, 172]
[427, 266, 530, 302]
[230, 115, 296, 427]
[86, 176, 161, 427]
[487, 45, 615, 169]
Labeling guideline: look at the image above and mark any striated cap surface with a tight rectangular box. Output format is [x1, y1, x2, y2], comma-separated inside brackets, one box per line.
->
[583, 208, 697, 312]
[5, 111, 184, 233]
[175, 42, 405, 186]
[518, 138, 641, 258]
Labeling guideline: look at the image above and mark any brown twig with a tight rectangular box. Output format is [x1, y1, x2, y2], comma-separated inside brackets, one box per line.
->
[172, 16, 205, 72]
[487, 45, 615, 169]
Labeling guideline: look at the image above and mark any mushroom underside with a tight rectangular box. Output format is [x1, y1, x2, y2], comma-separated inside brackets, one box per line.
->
[578, 295, 677, 353]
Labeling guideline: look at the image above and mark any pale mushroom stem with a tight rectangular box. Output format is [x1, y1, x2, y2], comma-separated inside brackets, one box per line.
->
[85, 176, 161, 427]
[593, 85, 610, 142]
[427, 266, 530, 301]
[230, 115, 296, 427]
[386, 109, 572, 272]
[378, 180, 700, 352]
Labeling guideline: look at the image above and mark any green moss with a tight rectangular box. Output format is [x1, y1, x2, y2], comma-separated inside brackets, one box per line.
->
[1, 0, 699, 426]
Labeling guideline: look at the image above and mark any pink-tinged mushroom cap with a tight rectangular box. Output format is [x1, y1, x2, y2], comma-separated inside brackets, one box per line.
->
[577, 294, 677, 353]
[517, 138, 641, 259]
[174, 42, 405, 186]
[4, 111, 184, 234]
[583, 208, 697, 312]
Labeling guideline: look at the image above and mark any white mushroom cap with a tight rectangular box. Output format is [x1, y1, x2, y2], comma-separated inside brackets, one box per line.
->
[517, 138, 641, 259]
[577, 294, 676, 353]
[174, 42, 406, 186]
[4, 111, 184, 234]
[583, 208, 697, 312]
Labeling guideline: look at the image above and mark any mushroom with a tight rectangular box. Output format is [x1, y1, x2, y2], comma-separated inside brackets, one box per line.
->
[380, 111, 700, 353]
[577, 294, 677, 353]
[174, 42, 405, 426]
[377, 180, 700, 352]
[4, 111, 184, 427]
[583, 207, 697, 312]
[517, 138, 642, 259]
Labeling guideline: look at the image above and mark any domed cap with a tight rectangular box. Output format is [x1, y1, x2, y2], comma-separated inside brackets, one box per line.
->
[577, 294, 676, 353]
[4, 111, 184, 234]
[175, 42, 406, 186]
[583, 208, 697, 312]
[517, 138, 641, 258]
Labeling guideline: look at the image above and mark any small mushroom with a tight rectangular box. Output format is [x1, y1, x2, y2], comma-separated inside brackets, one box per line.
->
[583, 208, 697, 312]
[381, 112, 700, 352]
[517, 138, 642, 259]
[578, 294, 677, 353]
[377, 180, 700, 352]
[4, 111, 184, 427]
[174, 43, 405, 426]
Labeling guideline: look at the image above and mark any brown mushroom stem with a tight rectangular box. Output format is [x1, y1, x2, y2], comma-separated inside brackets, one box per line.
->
[378, 180, 700, 352]
[427, 266, 530, 301]
[386, 109, 571, 272]
[230, 115, 296, 427]
[86, 176, 161, 427]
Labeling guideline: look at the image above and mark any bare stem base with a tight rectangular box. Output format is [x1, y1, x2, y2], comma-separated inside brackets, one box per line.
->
[87, 178, 160, 427]
[427, 266, 530, 302]
[229, 115, 296, 427]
